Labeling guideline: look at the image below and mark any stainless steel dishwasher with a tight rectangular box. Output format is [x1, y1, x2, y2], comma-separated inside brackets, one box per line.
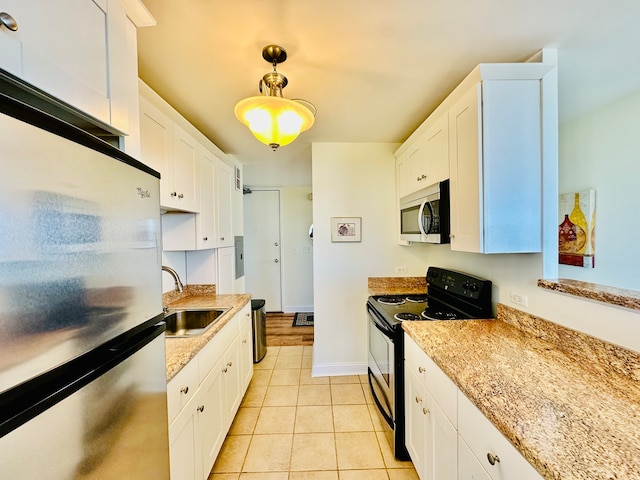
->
[251, 299, 267, 362]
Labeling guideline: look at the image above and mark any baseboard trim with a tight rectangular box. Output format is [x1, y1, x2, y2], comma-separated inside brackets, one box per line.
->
[311, 362, 368, 377]
[283, 305, 314, 313]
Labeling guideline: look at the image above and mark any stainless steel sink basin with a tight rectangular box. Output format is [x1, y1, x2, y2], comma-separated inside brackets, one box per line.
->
[164, 308, 229, 337]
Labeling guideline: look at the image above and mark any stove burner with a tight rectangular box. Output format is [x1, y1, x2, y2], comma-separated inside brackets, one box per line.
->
[377, 296, 405, 305]
[421, 310, 459, 321]
[394, 312, 422, 321]
[405, 295, 427, 303]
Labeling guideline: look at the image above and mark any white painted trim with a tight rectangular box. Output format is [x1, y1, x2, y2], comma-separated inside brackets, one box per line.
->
[284, 305, 314, 313]
[119, 0, 157, 27]
[311, 362, 368, 377]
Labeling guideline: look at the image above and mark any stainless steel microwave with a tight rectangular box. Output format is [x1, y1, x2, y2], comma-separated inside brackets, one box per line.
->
[399, 179, 450, 243]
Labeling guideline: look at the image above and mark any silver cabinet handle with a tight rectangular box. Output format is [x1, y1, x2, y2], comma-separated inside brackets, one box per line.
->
[415, 396, 422, 404]
[418, 366, 425, 373]
[203, 237, 208, 241]
[275, 259, 279, 263]
[487, 453, 501, 465]
[0, 12, 18, 31]
[274, 241, 279, 246]
[222, 367, 228, 373]
[170, 191, 177, 197]
[227, 361, 233, 367]
[220, 236, 225, 241]
[422, 407, 430, 415]
[180, 386, 189, 395]
[197, 405, 205, 413]
[178, 193, 184, 199]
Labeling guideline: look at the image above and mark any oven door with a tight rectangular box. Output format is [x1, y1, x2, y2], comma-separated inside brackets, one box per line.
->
[367, 305, 395, 428]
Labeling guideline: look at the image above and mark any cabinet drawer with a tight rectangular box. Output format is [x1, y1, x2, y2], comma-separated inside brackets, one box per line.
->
[167, 358, 199, 423]
[198, 313, 239, 382]
[458, 391, 542, 480]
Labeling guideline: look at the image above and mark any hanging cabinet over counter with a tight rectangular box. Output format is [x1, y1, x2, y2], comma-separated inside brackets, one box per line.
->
[395, 62, 553, 253]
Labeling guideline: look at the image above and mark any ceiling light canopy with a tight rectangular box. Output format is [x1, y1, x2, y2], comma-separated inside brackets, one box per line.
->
[234, 45, 316, 151]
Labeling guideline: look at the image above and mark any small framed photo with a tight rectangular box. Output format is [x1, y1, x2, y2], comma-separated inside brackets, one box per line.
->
[331, 217, 361, 242]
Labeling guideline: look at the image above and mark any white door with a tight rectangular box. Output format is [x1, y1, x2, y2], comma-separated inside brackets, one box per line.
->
[244, 189, 282, 311]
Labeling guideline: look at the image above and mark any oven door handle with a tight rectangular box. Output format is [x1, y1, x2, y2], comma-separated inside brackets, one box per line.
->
[367, 306, 395, 338]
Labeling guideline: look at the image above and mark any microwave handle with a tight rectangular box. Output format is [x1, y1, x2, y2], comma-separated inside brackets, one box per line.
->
[418, 200, 434, 235]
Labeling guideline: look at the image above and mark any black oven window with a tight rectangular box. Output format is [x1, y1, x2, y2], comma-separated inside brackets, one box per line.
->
[369, 322, 391, 387]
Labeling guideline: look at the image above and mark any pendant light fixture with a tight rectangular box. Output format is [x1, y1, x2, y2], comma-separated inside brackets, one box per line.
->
[234, 45, 316, 151]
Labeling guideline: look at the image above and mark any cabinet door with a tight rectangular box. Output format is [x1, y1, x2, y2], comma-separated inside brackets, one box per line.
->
[407, 135, 428, 193]
[173, 125, 199, 212]
[198, 357, 226, 480]
[222, 340, 243, 427]
[405, 366, 426, 479]
[196, 147, 216, 250]
[0, 1, 111, 125]
[449, 83, 483, 253]
[238, 304, 254, 391]
[215, 160, 234, 247]
[424, 390, 457, 480]
[169, 394, 199, 480]
[458, 436, 492, 480]
[396, 152, 410, 199]
[424, 113, 449, 185]
[139, 96, 173, 207]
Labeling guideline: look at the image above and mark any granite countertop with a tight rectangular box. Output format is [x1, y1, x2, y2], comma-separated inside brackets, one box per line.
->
[367, 276, 427, 296]
[402, 310, 640, 480]
[163, 286, 251, 382]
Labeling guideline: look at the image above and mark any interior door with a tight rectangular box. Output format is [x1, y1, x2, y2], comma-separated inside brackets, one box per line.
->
[243, 189, 282, 311]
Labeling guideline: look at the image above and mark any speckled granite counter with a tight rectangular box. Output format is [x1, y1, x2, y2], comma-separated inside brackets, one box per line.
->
[163, 286, 251, 382]
[368, 276, 427, 296]
[538, 278, 640, 311]
[403, 304, 640, 480]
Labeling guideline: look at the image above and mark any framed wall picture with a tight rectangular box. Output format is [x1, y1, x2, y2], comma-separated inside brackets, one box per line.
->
[331, 217, 361, 242]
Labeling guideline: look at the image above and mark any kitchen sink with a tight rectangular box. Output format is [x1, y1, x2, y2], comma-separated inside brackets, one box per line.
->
[164, 308, 229, 337]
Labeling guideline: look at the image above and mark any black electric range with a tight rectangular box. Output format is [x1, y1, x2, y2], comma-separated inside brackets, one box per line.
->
[366, 266, 492, 460]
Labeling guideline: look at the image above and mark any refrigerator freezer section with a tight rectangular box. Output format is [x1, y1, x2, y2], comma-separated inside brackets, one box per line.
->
[0, 108, 162, 394]
[0, 332, 170, 479]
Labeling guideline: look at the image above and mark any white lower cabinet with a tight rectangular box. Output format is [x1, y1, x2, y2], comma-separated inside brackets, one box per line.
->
[168, 304, 253, 480]
[404, 333, 542, 480]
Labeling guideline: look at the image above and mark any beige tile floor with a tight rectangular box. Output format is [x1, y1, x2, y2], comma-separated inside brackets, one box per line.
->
[209, 346, 419, 480]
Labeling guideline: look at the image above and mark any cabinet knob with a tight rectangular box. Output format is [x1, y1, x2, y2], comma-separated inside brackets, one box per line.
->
[487, 453, 501, 466]
[170, 191, 177, 197]
[415, 396, 422, 404]
[227, 361, 233, 367]
[197, 405, 205, 413]
[422, 407, 430, 415]
[178, 193, 184, 199]
[0, 12, 18, 31]
[418, 366, 425, 373]
[275, 259, 279, 263]
[242, 339, 247, 344]
[180, 386, 189, 395]
[223, 367, 228, 373]
[220, 236, 225, 241]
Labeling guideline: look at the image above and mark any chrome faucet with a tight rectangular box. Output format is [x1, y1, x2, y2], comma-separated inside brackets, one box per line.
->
[162, 265, 184, 293]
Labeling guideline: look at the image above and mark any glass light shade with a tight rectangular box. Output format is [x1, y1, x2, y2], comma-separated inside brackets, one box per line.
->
[234, 96, 315, 149]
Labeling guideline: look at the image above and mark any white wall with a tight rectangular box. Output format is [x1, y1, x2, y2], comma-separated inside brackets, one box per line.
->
[281, 186, 314, 312]
[558, 88, 640, 290]
[311, 143, 640, 377]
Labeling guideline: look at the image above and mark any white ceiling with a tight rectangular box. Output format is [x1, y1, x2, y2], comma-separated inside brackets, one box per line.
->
[136, 0, 640, 185]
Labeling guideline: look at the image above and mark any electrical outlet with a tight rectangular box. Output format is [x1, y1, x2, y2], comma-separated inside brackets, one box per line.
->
[395, 266, 408, 274]
[510, 292, 529, 307]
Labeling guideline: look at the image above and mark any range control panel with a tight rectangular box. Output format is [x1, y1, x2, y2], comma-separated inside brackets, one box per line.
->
[426, 267, 492, 301]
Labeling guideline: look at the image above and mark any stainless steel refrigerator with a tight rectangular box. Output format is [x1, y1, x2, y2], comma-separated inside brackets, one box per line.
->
[0, 93, 170, 478]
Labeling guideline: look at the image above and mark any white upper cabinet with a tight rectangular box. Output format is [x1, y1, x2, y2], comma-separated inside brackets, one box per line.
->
[449, 71, 545, 253]
[0, 0, 147, 135]
[396, 62, 552, 252]
[139, 94, 198, 212]
[215, 160, 234, 248]
[196, 147, 217, 250]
